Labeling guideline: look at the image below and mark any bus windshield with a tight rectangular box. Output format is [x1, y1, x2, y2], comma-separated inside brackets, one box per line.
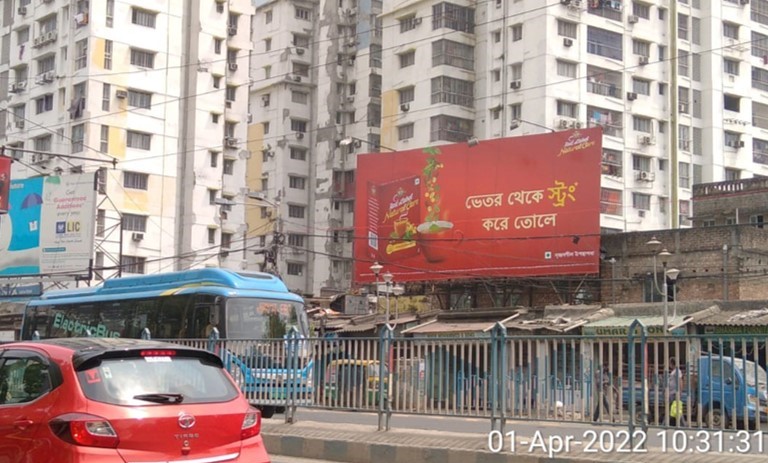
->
[225, 298, 308, 339]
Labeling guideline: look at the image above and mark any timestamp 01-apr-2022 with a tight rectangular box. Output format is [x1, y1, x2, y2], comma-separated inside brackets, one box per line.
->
[487, 429, 766, 458]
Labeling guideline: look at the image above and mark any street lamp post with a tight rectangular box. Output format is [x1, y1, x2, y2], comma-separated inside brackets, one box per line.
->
[667, 268, 680, 320]
[392, 284, 405, 325]
[382, 271, 393, 322]
[370, 262, 383, 314]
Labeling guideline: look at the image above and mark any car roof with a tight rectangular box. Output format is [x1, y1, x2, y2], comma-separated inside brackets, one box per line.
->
[7, 338, 219, 370]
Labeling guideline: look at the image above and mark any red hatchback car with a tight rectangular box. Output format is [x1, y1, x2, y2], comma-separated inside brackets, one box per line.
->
[0, 338, 269, 463]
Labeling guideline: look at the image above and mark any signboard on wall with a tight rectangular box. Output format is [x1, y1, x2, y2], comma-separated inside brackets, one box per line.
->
[0, 156, 11, 214]
[353, 129, 603, 283]
[0, 173, 97, 279]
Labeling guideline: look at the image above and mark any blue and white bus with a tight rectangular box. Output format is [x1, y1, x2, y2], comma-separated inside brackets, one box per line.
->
[19, 268, 313, 417]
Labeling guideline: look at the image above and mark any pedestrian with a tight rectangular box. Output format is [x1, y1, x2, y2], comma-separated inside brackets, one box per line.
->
[592, 362, 612, 422]
[667, 357, 686, 426]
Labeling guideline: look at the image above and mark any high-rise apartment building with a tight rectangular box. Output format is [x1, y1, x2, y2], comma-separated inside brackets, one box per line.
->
[0, 0, 253, 281]
[250, 0, 768, 296]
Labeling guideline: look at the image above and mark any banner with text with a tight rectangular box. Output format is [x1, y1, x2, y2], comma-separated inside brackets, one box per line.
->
[0, 156, 11, 214]
[0, 173, 97, 278]
[353, 129, 603, 283]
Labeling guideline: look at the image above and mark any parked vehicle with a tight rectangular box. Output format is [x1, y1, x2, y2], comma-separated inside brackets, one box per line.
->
[623, 355, 768, 427]
[0, 338, 267, 462]
[323, 359, 388, 409]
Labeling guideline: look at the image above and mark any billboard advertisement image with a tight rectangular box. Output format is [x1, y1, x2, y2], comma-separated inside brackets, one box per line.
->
[0, 173, 97, 278]
[0, 156, 11, 214]
[353, 128, 603, 284]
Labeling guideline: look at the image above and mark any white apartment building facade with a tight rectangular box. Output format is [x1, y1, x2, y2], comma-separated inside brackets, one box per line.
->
[250, 0, 768, 296]
[0, 0, 253, 282]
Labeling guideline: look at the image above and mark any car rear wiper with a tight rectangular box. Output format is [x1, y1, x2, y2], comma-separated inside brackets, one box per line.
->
[132, 393, 184, 404]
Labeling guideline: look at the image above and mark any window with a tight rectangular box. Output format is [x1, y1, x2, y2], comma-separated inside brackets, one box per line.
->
[702, 219, 716, 227]
[400, 15, 418, 33]
[588, 0, 623, 20]
[288, 205, 306, 218]
[399, 50, 415, 68]
[511, 24, 522, 42]
[724, 131, 742, 148]
[432, 39, 474, 70]
[131, 8, 157, 28]
[262, 122, 270, 134]
[104, 40, 112, 70]
[293, 34, 310, 48]
[632, 154, 652, 172]
[100, 125, 109, 152]
[632, 78, 650, 95]
[557, 60, 577, 78]
[430, 115, 473, 143]
[432, 2, 474, 33]
[208, 228, 216, 245]
[678, 51, 690, 77]
[74, 39, 88, 70]
[587, 27, 622, 60]
[221, 233, 233, 249]
[751, 215, 765, 229]
[753, 66, 768, 91]
[754, 102, 768, 130]
[208, 189, 218, 205]
[556, 100, 577, 118]
[724, 58, 739, 76]
[492, 31, 501, 43]
[632, 116, 652, 133]
[215, 38, 223, 54]
[290, 119, 307, 133]
[34, 135, 52, 153]
[600, 188, 622, 215]
[291, 91, 308, 104]
[130, 49, 155, 68]
[509, 103, 521, 121]
[289, 176, 306, 190]
[632, 193, 651, 211]
[724, 93, 740, 112]
[725, 168, 741, 181]
[632, 39, 650, 57]
[602, 149, 622, 177]
[586, 66, 622, 97]
[223, 159, 234, 175]
[287, 234, 305, 247]
[290, 147, 307, 160]
[17, 27, 29, 44]
[40, 14, 57, 33]
[121, 256, 146, 274]
[431, 76, 473, 108]
[265, 10, 272, 23]
[752, 31, 768, 58]
[287, 263, 303, 276]
[35, 94, 53, 114]
[122, 213, 147, 232]
[37, 55, 55, 75]
[399, 87, 415, 104]
[679, 162, 690, 188]
[752, 0, 768, 25]
[724, 22, 739, 40]
[557, 20, 577, 39]
[678, 13, 689, 41]
[102, 83, 110, 111]
[209, 151, 218, 168]
[127, 131, 151, 150]
[106, 0, 114, 27]
[96, 209, 106, 236]
[128, 90, 152, 109]
[225, 86, 237, 103]
[295, 7, 311, 20]
[124, 171, 148, 190]
[71, 124, 84, 153]
[292, 62, 309, 76]
[632, 1, 650, 19]
[398, 123, 415, 140]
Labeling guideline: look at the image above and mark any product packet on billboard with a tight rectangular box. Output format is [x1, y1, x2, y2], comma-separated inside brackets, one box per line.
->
[366, 176, 421, 261]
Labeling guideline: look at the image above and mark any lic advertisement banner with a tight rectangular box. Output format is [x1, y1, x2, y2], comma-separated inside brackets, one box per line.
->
[354, 128, 603, 283]
[0, 173, 97, 278]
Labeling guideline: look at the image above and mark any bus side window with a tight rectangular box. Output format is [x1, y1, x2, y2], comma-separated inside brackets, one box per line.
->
[157, 296, 192, 339]
[191, 296, 217, 339]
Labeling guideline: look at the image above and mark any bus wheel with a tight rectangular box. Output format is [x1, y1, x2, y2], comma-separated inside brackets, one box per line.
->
[259, 406, 276, 419]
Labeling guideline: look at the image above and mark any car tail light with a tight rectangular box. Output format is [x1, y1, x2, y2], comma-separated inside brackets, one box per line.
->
[49, 413, 119, 448]
[240, 407, 261, 440]
[140, 349, 176, 357]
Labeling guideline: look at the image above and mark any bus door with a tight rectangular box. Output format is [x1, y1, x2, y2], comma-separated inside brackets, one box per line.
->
[190, 295, 222, 339]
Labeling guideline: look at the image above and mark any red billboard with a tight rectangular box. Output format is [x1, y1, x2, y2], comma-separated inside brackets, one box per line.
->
[353, 128, 603, 284]
[0, 155, 11, 214]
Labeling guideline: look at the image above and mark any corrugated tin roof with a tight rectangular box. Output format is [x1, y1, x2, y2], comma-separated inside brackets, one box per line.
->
[585, 315, 688, 328]
[401, 320, 495, 335]
[505, 308, 614, 332]
[697, 309, 768, 326]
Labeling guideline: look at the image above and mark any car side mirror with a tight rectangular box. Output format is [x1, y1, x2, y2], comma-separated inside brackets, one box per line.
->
[725, 377, 733, 385]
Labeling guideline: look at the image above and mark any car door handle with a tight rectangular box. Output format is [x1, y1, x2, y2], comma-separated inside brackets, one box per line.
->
[13, 419, 33, 431]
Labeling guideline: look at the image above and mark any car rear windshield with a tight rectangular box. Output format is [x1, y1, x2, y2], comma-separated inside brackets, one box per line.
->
[76, 354, 240, 405]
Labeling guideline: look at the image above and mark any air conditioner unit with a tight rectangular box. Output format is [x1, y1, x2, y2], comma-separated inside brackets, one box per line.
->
[296, 47, 306, 55]
[400, 103, 410, 112]
[558, 119, 570, 129]
[261, 95, 269, 104]
[563, 38, 573, 47]
[225, 137, 239, 148]
[293, 75, 302, 82]
[33, 37, 42, 48]
[296, 132, 305, 139]
[227, 26, 237, 36]
[678, 103, 689, 113]
[14, 121, 24, 129]
[346, 96, 355, 103]
[627, 92, 638, 101]
[741, 0, 750, 4]
[228, 63, 238, 71]
[8, 83, 16, 93]
[572, 121, 582, 129]
[132, 232, 144, 242]
[639, 56, 649, 65]
[115, 89, 128, 99]
[18, 6, 27, 15]
[14, 81, 27, 91]
[639, 135, 655, 145]
[47, 31, 57, 42]
[510, 80, 521, 90]
[636, 170, 655, 181]
[638, 209, 646, 218]
[43, 71, 55, 82]
[225, 101, 232, 109]
[413, 17, 422, 25]
[628, 15, 639, 24]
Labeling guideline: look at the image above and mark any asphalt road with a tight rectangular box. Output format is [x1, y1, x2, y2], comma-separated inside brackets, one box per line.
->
[278, 408, 768, 456]
[272, 457, 337, 463]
